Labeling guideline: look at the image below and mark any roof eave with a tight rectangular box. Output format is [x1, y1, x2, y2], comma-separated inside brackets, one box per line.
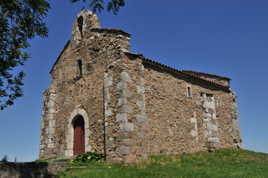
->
[49, 40, 71, 74]
[123, 51, 230, 92]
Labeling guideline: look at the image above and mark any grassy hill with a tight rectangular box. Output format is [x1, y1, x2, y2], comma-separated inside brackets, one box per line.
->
[58, 149, 268, 178]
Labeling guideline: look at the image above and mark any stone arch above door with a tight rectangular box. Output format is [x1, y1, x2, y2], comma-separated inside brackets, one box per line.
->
[65, 107, 91, 157]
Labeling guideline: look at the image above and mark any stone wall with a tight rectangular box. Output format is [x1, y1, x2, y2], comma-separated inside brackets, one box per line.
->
[40, 10, 131, 159]
[0, 162, 53, 178]
[103, 55, 149, 162]
[141, 57, 241, 156]
[102, 53, 242, 162]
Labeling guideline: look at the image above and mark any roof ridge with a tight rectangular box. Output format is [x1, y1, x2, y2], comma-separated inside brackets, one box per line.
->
[181, 70, 230, 80]
[124, 52, 230, 92]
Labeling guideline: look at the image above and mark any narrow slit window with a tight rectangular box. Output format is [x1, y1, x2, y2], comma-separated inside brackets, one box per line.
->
[77, 59, 82, 77]
[206, 93, 213, 98]
[187, 86, 192, 98]
[77, 16, 83, 37]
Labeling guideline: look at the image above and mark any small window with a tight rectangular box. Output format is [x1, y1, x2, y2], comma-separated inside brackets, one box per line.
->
[77, 16, 83, 37]
[201, 92, 213, 98]
[187, 86, 192, 98]
[206, 93, 214, 101]
[206, 93, 213, 98]
[77, 59, 82, 77]
[201, 93, 214, 101]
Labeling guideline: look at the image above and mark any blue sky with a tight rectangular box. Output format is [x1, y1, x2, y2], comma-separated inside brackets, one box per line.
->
[0, 0, 268, 162]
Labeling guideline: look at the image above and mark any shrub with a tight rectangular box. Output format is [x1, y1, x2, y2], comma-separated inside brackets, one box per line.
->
[73, 152, 105, 163]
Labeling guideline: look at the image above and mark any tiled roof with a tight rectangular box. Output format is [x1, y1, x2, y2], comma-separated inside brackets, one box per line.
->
[124, 52, 230, 92]
[181, 70, 230, 80]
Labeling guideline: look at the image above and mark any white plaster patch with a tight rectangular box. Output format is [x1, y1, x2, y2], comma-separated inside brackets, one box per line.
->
[104, 72, 114, 119]
[120, 122, 134, 132]
[137, 85, 145, 95]
[203, 101, 215, 110]
[136, 100, 145, 110]
[207, 122, 218, 132]
[120, 72, 132, 82]
[190, 112, 199, 140]
[118, 145, 131, 155]
[117, 97, 127, 107]
[208, 137, 220, 143]
[136, 114, 147, 123]
[116, 71, 135, 133]
[136, 70, 147, 124]
[119, 104, 133, 113]
[43, 89, 57, 149]
[105, 109, 113, 117]
[104, 74, 113, 88]
[116, 113, 128, 122]
[191, 130, 198, 137]
[117, 81, 127, 90]
[104, 88, 111, 102]
[202, 94, 219, 148]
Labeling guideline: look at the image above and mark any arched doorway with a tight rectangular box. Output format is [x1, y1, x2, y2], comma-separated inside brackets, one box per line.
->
[72, 115, 85, 156]
[66, 108, 91, 157]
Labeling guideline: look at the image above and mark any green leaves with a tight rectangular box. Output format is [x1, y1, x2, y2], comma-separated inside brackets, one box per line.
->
[69, 0, 125, 15]
[72, 152, 105, 163]
[0, 0, 125, 110]
[91, 0, 104, 13]
[107, 0, 125, 14]
[0, 0, 50, 110]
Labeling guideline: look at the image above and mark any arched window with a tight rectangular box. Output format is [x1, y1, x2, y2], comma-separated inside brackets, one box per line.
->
[187, 86, 192, 98]
[77, 59, 83, 77]
[77, 16, 84, 37]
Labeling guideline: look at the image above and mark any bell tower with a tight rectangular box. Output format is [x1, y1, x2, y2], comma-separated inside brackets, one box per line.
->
[72, 10, 100, 41]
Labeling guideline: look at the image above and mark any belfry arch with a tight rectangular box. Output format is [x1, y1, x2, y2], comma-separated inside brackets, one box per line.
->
[77, 16, 84, 37]
[66, 107, 91, 157]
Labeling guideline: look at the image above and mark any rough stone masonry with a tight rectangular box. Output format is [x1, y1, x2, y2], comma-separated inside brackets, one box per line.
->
[40, 10, 242, 163]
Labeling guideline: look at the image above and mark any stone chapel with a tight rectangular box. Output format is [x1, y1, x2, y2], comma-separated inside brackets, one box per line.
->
[40, 10, 242, 162]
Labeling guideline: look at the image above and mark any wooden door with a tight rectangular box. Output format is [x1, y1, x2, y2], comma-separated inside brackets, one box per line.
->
[73, 116, 85, 156]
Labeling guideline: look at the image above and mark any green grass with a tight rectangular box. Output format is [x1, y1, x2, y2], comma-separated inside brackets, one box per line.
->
[57, 149, 268, 178]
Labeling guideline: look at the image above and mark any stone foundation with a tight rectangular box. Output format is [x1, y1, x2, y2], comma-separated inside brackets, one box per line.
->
[0, 162, 53, 178]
